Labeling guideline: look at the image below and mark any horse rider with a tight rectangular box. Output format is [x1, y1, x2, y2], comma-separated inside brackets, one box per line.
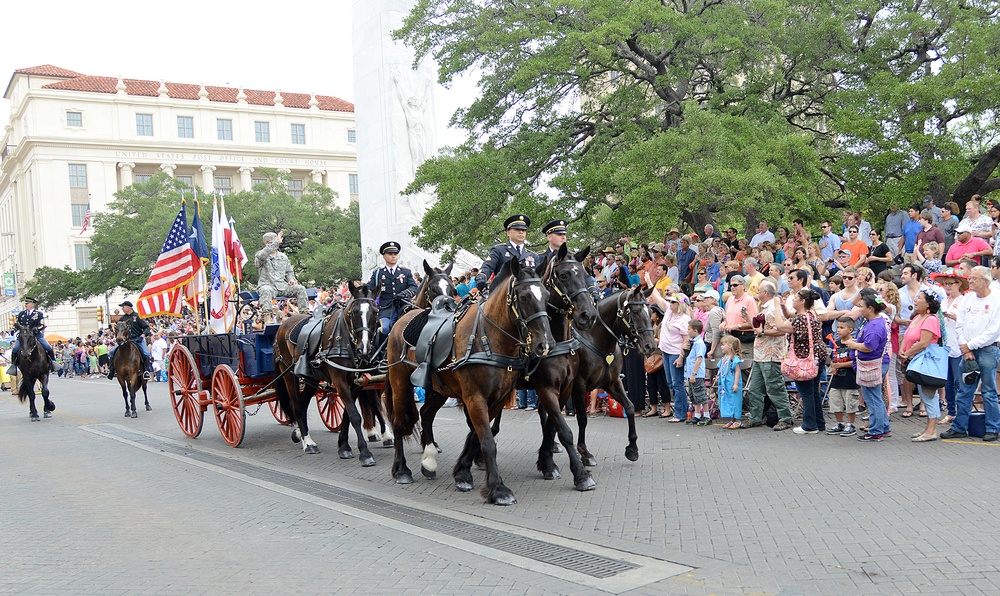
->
[255, 230, 309, 325]
[540, 219, 568, 260]
[366, 241, 418, 335]
[7, 296, 56, 376]
[107, 301, 153, 380]
[474, 214, 539, 290]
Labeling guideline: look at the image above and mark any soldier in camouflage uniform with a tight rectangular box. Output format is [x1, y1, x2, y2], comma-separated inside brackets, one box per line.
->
[255, 231, 309, 324]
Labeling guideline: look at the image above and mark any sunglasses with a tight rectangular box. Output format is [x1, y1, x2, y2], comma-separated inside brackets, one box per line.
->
[842, 276, 856, 280]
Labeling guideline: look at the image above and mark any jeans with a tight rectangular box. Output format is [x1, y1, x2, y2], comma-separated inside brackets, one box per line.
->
[945, 356, 962, 417]
[951, 345, 1000, 434]
[798, 364, 826, 431]
[747, 361, 792, 424]
[860, 361, 891, 435]
[663, 352, 688, 417]
[917, 385, 941, 419]
[517, 389, 537, 409]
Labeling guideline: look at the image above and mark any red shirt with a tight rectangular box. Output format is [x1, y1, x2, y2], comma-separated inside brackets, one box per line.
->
[945, 237, 991, 263]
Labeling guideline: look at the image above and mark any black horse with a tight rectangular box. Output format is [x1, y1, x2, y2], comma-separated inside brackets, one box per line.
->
[113, 319, 151, 418]
[13, 323, 54, 422]
[273, 283, 381, 463]
[388, 258, 554, 505]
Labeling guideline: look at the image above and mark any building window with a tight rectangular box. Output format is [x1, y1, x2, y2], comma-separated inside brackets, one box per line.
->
[134, 174, 152, 184]
[251, 177, 267, 188]
[347, 129, 356, 143]
[217, 119, 233, 141]
[177, 116, 194, 138]
[75, 244, 93, 271]
[66, 111, 83, 127]
[215, 177, 232, 195]
[291, 123, 305, 145]
[177, 175, 194, 189]
[348, 173, 359, 195]
[254, 121, 270, 143]
[136, 113, 154, 136]
[68, 164, 88, 188]
[287, 179, 303, 199]
[71, 204, 89, 227]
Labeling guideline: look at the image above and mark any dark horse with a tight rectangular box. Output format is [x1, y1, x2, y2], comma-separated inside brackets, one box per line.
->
[14, 323, 54, 422]
[113, 319, 151, 418]
[387, 258, 553, 505]
[273, 283, 381, 462]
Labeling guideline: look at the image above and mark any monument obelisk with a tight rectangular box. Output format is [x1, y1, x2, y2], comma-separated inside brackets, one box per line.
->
[352, 0, 440, 276]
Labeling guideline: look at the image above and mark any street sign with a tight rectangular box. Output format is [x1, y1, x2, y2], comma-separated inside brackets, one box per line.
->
[2, 272, 14, 297]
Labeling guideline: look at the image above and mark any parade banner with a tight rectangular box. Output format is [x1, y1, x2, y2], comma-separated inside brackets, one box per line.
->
[209, 199, 236, 333]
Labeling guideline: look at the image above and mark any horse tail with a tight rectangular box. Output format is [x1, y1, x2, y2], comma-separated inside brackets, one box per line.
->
[273, 371, 293, 419]
[398, 386, 419, 439]
[358, 389, 377, 430]
[16, 374, 31, 404]
[383, 381, 394, 420]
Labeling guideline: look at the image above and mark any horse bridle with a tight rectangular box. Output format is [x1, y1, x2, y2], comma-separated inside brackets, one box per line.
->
[345, 296, 379, 358]
[544, 259, 590, 318]
[595, 292, 654, 354]
[501, 273, 550, 356]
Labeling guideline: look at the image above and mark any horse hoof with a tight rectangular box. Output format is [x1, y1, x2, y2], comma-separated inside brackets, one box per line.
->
[421, 466, 436, 479]
[584, 455, 598, 467]
[382, 438, 394, 448]
[43, 412, 52, 419]
[290, 430, 301, 444]
[625, 446, 639, 462]
[339, 449, 354, 459]
[44, 403, 55, 413]
[491, 490, 517, 506]
[367, 434, 379, 442]
[360, 455, 376, 467]
[455, 480, 474, 492]
[551, 443, 564, 453]
[575, 476, 597, 492]
[146, 405, 152, 411]
[30, 415, 40, 422]
[396, 473, 414, 485]
[542, 468, 561, 480]
[130, 411, 138, 419]
[125, 411, 131, 418]
[435, 442, 442, 453]
[305, 444, 320, 455]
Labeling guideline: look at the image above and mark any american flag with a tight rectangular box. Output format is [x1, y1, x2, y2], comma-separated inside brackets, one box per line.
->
[137, 203, 200, 317]
[78, 200, 92, 235]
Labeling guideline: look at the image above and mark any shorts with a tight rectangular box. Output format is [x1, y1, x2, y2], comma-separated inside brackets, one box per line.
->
[829, 387, 860, 414]
[687, 378, 708, 405]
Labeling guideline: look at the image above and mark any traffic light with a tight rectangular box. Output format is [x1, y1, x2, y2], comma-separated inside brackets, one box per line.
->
[9, 314, 15, 328]
[96, 306, 104, 323]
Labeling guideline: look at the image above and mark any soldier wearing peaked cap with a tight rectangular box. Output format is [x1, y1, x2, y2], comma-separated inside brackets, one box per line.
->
[540, 219, 568, 260]
[8, 296, 56, 375]
[367, 241, 418, 335]
[475, 214, 539, 289]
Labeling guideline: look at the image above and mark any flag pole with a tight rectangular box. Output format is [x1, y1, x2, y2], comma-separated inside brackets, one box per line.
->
[183, 192, 203, 334]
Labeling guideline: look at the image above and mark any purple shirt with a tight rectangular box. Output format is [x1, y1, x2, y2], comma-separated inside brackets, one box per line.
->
[851, 316, 889, 364]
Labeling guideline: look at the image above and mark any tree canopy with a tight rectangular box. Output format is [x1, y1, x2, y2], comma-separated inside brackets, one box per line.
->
[26, 170, 360, 309]
[397, 0, 1000, 254]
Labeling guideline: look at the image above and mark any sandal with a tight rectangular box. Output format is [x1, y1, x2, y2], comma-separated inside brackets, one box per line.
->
[659, 410, 675, 419]
[901, 411, 913, 418]
[641, 409, 657, 418]
[667, 417, 684, 423]
[918, 411, 927, 417]
[939, 415, 954, 425]
[912, 434, 937, 442]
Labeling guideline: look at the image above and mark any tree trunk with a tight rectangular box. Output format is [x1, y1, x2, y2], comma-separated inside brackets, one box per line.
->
[952, 141, 1000, 210]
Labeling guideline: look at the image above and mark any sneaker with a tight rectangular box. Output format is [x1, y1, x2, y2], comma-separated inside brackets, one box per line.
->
[686, 417, 698, 424]
[696, 417, 712, 426]
[882, 431, 892, 438]
[826, 423, 845, 435]
[839, 424, 857, 437]
[739, 419, 763, 429]
[443, 397, 459, 408]
[858, 433, 883, 442]
[793, 426, 818, 435]
[772, 421, 793, 432]
[983, 432, 999, 442]
[939, 428, 968, 440]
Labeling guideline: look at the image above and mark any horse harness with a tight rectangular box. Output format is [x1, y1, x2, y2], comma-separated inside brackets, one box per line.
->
[573, 292, 653, 366]
[291, 298, 384, 379]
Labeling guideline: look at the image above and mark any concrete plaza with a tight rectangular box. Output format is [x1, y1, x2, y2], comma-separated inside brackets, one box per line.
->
[2, 376, 997, 595]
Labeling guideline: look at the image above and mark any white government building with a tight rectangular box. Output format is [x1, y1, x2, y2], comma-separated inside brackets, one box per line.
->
[0, 65, 358, 336]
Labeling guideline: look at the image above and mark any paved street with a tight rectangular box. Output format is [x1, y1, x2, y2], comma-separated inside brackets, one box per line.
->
[2, 375, 999, 595]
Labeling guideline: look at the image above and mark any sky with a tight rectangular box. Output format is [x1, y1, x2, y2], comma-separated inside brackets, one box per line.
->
[1, 0, 473, 147]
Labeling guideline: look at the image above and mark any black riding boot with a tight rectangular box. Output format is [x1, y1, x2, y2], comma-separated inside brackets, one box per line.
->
[47, 351, 56, 373]
[142, 357, 152, 380]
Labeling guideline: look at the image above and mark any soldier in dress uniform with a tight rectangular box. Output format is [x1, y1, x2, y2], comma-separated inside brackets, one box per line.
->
[8, 297, 56, 375]
[255, 230, 309, 324]
[475, 214, 539, 288]
[366, 241, 418, 335]
[540, 219, 568, 260]
[107, 300, 153, 380]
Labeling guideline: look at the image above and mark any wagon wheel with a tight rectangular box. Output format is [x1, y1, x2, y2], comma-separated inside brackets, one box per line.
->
[239, 302, 258, 324]
[211, 365, 246, 448]
[316, 388, 344, 432]
[269, 399, 292, 425]
[168, 345, 204, 438]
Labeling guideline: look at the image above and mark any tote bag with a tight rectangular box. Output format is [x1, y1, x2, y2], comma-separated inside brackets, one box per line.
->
[781, 314, 818, 381]
[905, 343, 948, 388]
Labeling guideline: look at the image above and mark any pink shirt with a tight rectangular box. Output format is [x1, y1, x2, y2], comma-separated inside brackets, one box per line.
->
[945, 237, 990, 263]
[659, 312, 691, 355]
[901, 314, 941, 354]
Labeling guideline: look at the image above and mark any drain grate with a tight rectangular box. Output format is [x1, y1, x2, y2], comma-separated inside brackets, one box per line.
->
[105, 427, 639, 579]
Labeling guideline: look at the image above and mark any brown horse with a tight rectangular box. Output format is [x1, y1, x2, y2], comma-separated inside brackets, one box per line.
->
[113, 319, 151, 418]
[387, 257, 553, 505]
[14, 323, 54, 422]
[273, 283, 381, 462]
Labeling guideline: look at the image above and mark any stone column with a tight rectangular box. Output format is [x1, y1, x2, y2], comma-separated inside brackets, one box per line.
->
[159, 163, 176, 177]
[310, 169, 326, 185]
[238, 166, 254, 192]
[200, 165, 216, 194]
[118, 162, 135, 187]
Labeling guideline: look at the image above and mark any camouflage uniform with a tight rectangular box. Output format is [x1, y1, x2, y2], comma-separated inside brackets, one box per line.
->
[255, 234, 308, 313]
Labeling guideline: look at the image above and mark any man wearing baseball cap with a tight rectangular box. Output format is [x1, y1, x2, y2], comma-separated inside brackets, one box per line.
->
[8, 296, 56, 375]
[107, 300, 153, 380]
[476, 214, 538, 288]
[944, 221, 992, 267]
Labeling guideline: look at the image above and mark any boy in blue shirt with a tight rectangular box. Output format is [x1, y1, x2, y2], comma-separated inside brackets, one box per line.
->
[685, 319, 710, 425]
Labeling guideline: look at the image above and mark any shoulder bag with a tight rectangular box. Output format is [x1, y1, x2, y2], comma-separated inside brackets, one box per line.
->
[644, 352, 664, 374]
[905, 318, 948, 388]
[856, 318, 889, 387]
[781, 313, 818, 381]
